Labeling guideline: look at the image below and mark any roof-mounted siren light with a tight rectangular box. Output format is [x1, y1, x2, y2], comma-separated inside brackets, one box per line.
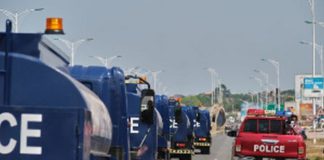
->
[45, 17, 64, 34]
[247, 109, 265, 116]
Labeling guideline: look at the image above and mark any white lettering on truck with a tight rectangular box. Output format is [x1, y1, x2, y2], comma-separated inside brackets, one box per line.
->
[253, 144, 285, 153]
[130, 117, 139, 134]
[193, 119, 200, 128]
[170, 119, 178, 129]
[0, 112, 42, 155]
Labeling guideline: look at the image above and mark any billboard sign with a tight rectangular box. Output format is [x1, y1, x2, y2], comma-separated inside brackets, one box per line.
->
[303, 77, 324, 97]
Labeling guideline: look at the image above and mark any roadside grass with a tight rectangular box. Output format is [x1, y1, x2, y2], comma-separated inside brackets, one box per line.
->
[306, 138, 324, 160]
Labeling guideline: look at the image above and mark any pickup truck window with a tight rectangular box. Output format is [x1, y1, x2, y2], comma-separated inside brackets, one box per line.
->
[259, 120, 269, 133]
[243, 119, 284, 134]
[270, 120, 282, 134]
[243, 119, 257, 132]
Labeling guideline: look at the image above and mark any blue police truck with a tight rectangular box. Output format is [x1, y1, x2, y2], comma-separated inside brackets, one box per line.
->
[69, 66, 131, 160]
[193, 108, 211, 154]
[125, 76, 162, 160]
[168, 99, 193, 160]
[0, 20, 112, 160]
[155, 95, 171, 160]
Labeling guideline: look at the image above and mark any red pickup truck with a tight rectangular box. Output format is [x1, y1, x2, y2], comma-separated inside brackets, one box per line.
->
[227, 109, 306, 160]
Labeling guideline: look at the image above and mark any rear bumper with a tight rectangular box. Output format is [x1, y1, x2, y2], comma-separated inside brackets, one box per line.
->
[169, 148, 194, 155]
[233, 155, 306, 160]
[193, 142, 211, 147]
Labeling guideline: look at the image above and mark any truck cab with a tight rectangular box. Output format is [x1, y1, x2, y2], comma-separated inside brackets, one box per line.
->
[125, 76, 161, 160]
[168, 99, 194, 160]
[193, 109, 212, 154]
[228, 109, 306, 160]
[155, 95, 171, 160]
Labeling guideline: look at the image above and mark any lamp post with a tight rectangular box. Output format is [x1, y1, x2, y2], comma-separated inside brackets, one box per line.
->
[151, 70, 163, 91]
[261, 58, 280, 110]
[0, 8, 44, 32]
[300, 41, 323, 76]
[300, 42, 323, 110]
[218, 78, 223, 104]
[306, 0, 317, 143]
[250, 76, 263, 109]
[268, 83, 277, 104]
[254, 69, 269, 107]
[90, 55, 122, 67]
[206, 68, 217, 106]
[248, 91, 255, 104]
[54, 38, 93, 66]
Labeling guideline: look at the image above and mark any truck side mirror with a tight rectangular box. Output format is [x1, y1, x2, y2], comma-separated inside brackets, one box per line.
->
[140, 89, 155, 125]
[174, 107, 182, 123]
[196, 112, 201, 122]
[227, 130, 237, 137]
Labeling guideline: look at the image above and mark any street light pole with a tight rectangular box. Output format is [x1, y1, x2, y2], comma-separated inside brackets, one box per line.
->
[268, 83, 277, 104]
[261, 58, 280, 110]
[307, 0, 317, 143]
[300, 41, 323, 77]
[206, 68, 217, 106]
[151, 70, 163, 91]
[0, 8, 44, 32]
[90, 55, 122, 67]
[254, 69, 269, 107]
[55, 38, 93, 66]
[208, 69, 214, 106]
[248, 91, 255, 104]
[250, 76, 263, 109]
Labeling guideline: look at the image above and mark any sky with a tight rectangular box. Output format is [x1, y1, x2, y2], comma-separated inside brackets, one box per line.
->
[1, 0, 324, 95]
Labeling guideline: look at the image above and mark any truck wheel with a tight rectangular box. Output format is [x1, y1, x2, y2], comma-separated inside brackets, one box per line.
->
[201, 147, 210, 154]
[179, 154, 191, 160]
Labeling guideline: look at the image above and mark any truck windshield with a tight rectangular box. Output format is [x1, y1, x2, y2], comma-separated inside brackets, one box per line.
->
[243, 119, 284, 134]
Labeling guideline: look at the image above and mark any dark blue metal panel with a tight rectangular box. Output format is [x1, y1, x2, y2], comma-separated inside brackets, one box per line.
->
[0, 33, 69, 67]
[194, 110, 210, 137]
[155, 95, 170, 149]
[69, 65, 130, 160]
[0, 106, 85, 160]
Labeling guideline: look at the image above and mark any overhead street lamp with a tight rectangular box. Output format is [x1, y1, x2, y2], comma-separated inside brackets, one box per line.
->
[90, 55, 122, 67]
[300, 41, 323, 76]
[261, 58, 280, 110]
[306, 0, 318, 143]
[300, 41, 324, 110]
[207, 68, 215, 105]
[205, 67, 218, 106]
[268, 83, 277, 103]
[250, 76, 263, 109]
[54, 38, 93, 66]
[0, 8, 44, 32]
[248, 91, 259, 107]
[319, 22, 324, 28]
[305, 20, 324, 28]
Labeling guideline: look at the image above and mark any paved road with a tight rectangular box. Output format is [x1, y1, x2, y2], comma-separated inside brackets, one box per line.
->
[193, 133, 234, 160]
